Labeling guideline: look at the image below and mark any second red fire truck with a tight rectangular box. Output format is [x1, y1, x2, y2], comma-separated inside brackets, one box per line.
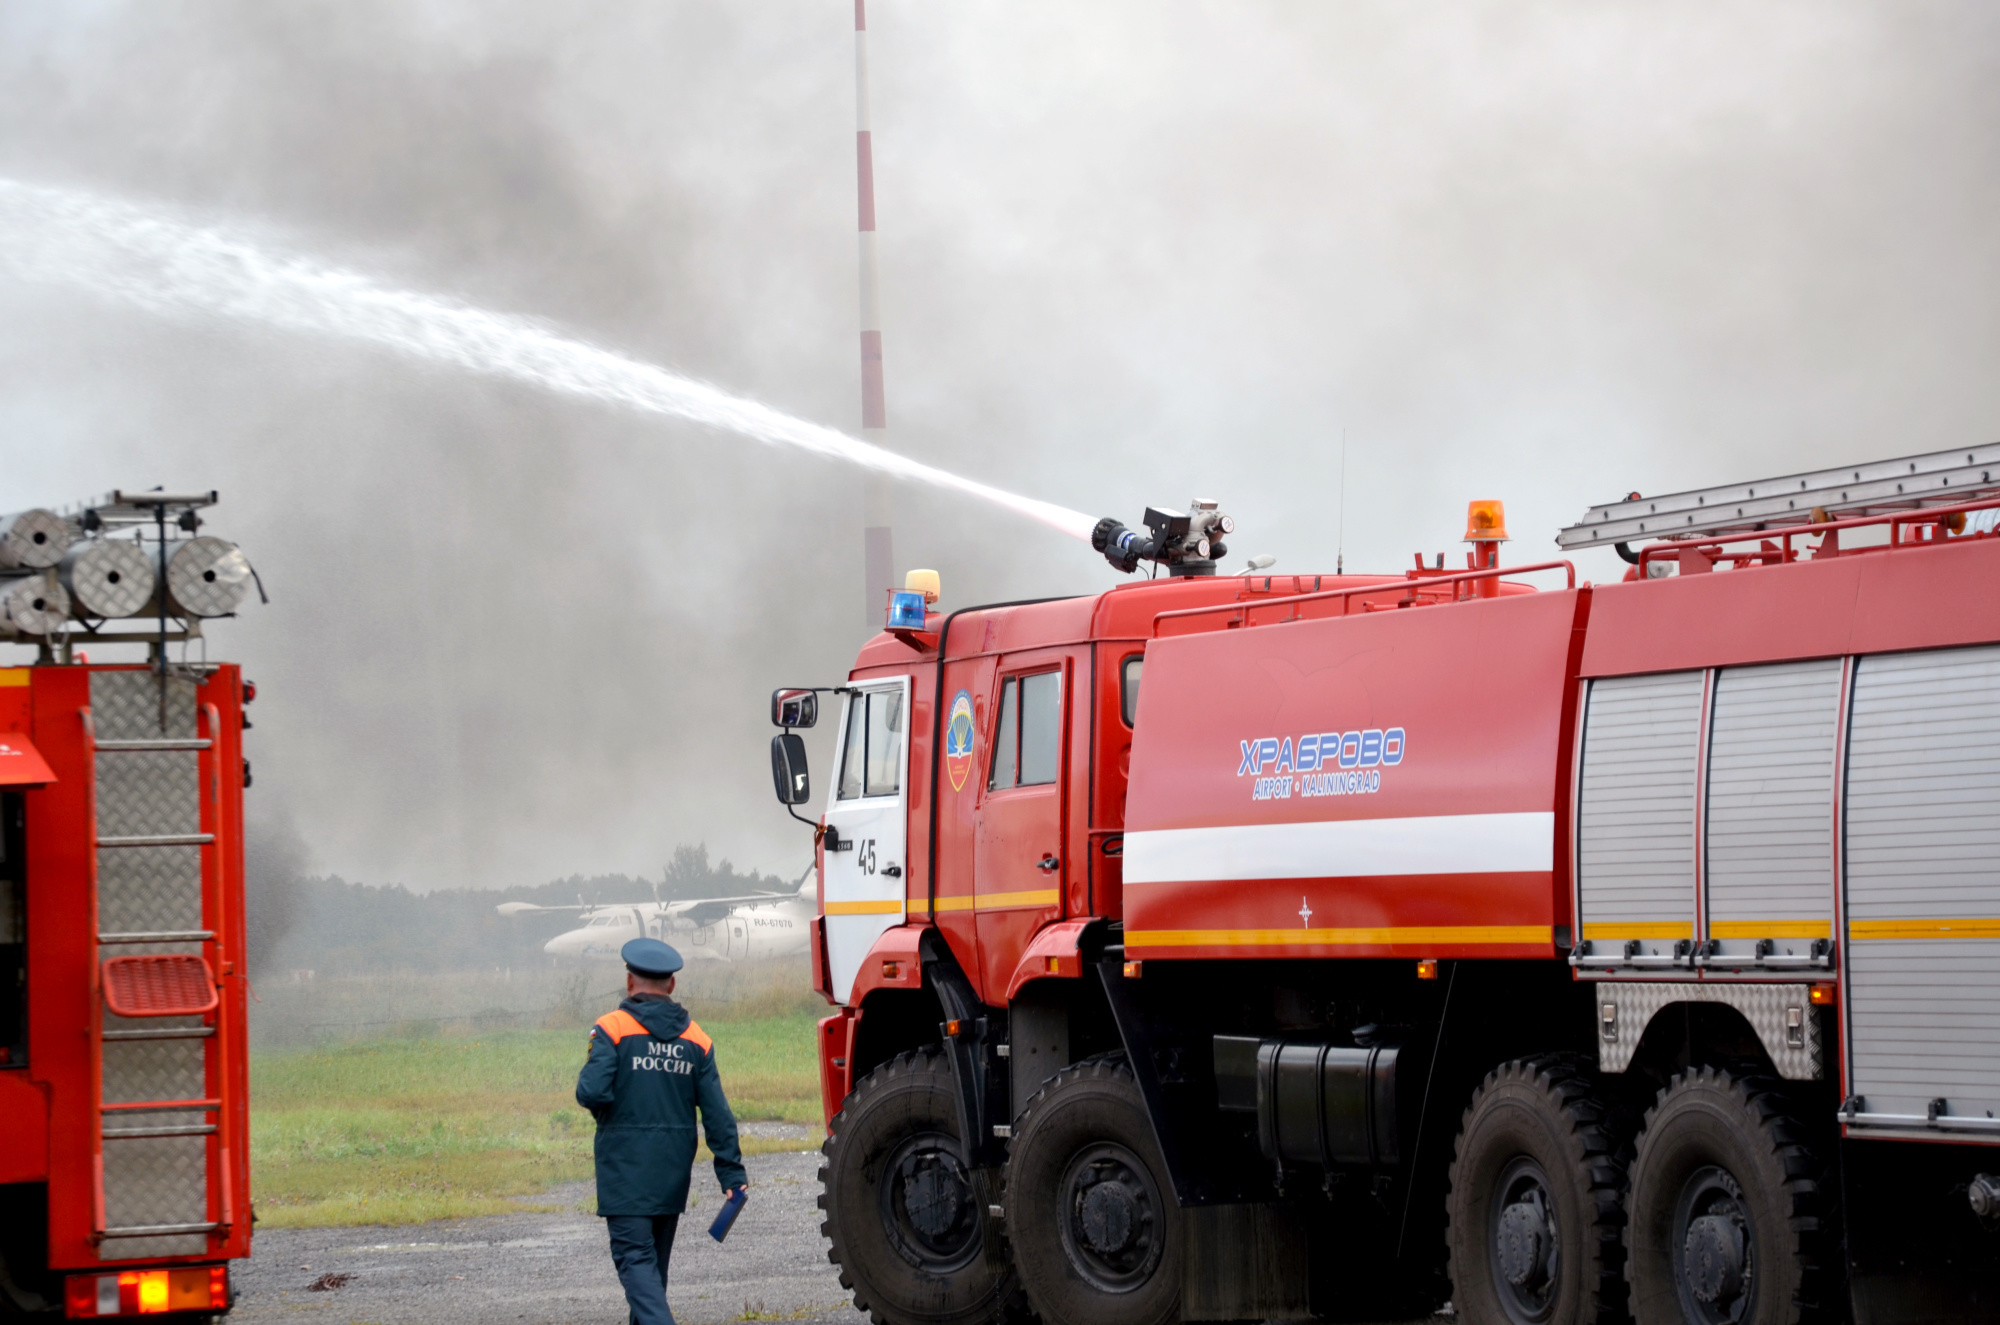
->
[775, 449, 2000, 1325]
[0, 491, 254, 1321]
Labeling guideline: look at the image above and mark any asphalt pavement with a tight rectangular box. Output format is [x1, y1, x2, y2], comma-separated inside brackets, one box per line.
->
[228, 1146, 1444, 1325]
[229, 1149, 868, 1325]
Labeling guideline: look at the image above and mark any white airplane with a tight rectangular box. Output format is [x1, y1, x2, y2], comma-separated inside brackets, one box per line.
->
[498, 870, 815, 963]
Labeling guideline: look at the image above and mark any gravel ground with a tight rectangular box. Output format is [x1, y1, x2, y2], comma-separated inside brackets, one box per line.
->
[229, 1149, 866, 1325]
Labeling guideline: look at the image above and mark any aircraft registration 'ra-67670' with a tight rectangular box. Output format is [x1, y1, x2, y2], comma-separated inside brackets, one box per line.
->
[497, 867, 814, 963]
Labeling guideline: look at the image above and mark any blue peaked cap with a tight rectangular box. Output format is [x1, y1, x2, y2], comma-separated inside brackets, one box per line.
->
[622, 937, 684, 978]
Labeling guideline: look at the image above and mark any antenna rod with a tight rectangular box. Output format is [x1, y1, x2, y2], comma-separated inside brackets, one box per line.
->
[856, 1, 893, 627]
[1336, 425, 1347, 575]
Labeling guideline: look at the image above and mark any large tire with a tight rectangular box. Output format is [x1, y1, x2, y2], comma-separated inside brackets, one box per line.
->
[819, 1048, 1023, 1325]
[1625, 1067, 1831, 1325]
[1446, 1054, 1634, 1325]
[1003, 1054, 1181, 1325]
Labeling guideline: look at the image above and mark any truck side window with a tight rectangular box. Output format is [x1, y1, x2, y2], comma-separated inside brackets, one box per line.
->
[988, 678, 1018, 791]
[864, 689, 904, 797]
[1018, 672, 1061, 785]
[837, 693, 867, 799]
[839, 688, 905, 801]
[990, 672, 1061, 790]
[1121, 655, 1143, 727]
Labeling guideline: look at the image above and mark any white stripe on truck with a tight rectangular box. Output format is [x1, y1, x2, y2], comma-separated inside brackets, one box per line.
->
[1123, 812, 1555, 884]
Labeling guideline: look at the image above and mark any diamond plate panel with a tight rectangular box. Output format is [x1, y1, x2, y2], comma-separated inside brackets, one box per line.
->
[90, 671, 196, 741]
[102, 1013, 204, 1037]
[96, 751, 199, 838]
[1594, 980, 1822, 1079]
[102, 1038, 205, 1105]
[97, 1233, 209, 1262]
[97, 846, 202, 935]
[101, 1135, 208, 1260]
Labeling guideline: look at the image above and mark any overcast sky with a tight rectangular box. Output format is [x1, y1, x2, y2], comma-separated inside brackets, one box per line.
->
[0, 2, 1993, 890]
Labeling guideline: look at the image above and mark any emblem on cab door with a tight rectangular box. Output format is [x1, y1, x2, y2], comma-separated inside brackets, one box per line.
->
[946, 689, 975, 792]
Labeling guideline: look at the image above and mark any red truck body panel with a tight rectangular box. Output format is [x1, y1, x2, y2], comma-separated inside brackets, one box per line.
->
[1582, 535, 2000, 677]
[1122, 588, 1584, 961]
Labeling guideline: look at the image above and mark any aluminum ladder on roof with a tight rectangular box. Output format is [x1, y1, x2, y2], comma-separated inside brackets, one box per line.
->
[1556, 444, 2000, 551]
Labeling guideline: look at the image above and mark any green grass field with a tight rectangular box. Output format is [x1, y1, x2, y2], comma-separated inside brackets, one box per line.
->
[250, 1010, 824, 1228]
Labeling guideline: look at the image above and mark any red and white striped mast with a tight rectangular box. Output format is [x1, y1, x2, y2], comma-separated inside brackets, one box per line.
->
[855, 0, 893, 627]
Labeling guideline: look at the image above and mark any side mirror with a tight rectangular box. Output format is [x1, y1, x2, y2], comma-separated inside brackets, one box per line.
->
[772, 689, 818, 729]
[771, 733, 811, 805]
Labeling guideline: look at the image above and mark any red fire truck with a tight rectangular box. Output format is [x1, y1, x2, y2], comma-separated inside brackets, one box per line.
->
[773, 452, 2000, 1325]
[0, 492, 253, 1320]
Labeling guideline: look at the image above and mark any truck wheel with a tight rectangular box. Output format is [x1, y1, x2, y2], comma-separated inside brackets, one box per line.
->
[1003, 1054, 1181, 1325]
[1446, 1055, 1633, 1325]
[819, 1047, 1023, 1325]
[1625, 1067, 1829, 1325]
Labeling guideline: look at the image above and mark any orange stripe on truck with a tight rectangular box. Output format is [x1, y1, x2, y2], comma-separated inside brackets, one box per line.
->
[1126, 924, 1550, 948]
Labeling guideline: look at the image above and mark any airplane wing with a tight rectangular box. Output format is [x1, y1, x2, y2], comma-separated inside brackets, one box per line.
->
[495, 902, 590, 918]
[672, 901, 740, 929]
[662, 893, 790, 914]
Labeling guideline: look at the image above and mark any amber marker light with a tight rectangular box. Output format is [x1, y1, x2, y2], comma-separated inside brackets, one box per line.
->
[944, 1019, 963, 1037]
[1810, 985, 1835, 1005]
[881, 960, 900, 979]
[68, 1267, 227, 1317]
[1463, 500, 1509, 542]
[1123, 960, 1144, 979]
[1045, 956, 1062, 974]
[1416, 959, 1439, 980]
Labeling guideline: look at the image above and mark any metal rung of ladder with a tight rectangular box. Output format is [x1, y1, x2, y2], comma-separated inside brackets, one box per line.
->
[102, 1027, 216, 1042]
[103, 1124, 217, 1140]
[99, 1223, 222, 1240]
[1558, 444, 2000, 550]
[94, 738, 212, 751]
[99, 930, 213, 945]
[96, 834, 214, 848]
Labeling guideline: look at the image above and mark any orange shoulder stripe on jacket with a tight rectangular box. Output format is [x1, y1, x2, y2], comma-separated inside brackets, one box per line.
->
[594, 1010, 650, 1044]
[680, 1021, 713, 1054]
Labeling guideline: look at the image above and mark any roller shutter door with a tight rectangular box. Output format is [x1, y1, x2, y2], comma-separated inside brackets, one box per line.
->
[1577, 671, 1704, 960]
[1705, 659, 1841, 964]
[1846, 644, 2000, 1125]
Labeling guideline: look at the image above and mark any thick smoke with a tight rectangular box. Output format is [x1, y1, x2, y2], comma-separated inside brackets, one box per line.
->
[0, 2, 1994, 890]
[242, 813, 310, 976]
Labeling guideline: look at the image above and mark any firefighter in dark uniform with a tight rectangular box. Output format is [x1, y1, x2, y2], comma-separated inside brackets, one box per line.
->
[577, 937, 747, 1325]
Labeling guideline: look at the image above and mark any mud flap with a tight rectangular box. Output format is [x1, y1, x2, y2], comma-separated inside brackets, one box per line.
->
[1093, 955, 1272, 1206]
[1181, 1204, 1311, 1322]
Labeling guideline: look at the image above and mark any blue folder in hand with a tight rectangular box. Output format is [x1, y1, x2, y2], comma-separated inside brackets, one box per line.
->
[709, 1187, 748, 1242]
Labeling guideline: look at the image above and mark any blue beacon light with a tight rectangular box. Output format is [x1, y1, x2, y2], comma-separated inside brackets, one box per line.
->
[887, 590, 928, 630]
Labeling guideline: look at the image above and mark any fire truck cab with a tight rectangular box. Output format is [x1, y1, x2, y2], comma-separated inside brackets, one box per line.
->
[780, 461, 2000, 1325]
